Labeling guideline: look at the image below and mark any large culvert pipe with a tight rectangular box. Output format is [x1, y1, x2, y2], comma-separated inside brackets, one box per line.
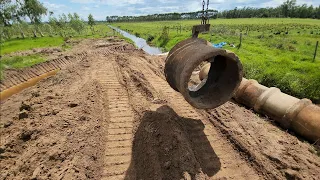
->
[164, 38, 243, 109]
[200, 64, 320, 142]
[235, 79, 320, 142]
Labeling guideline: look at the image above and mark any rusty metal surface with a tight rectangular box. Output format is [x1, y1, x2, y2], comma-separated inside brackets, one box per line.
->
[164, 38, 243, 109]
[192, 24, 210, 38]
[294, 104, 320, 142]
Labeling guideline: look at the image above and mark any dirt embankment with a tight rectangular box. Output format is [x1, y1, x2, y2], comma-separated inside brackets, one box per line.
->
[1, 38, 319, 180]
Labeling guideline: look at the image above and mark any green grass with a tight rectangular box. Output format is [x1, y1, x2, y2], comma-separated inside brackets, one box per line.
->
[68, 24, 114, 39]
[112, 18, 320, 103]
[0, 24, 114, 56]
[0, 24, 137, 81]
[1, 37, 64, 55]
[0, 55, 46, 79]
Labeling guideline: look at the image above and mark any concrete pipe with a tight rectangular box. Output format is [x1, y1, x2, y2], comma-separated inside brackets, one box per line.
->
[232, 78, 320, 142]
[164, 38, 243, 109]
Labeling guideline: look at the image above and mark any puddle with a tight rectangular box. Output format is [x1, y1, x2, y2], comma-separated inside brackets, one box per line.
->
[0, 70, 59, 102]
[109, 25, 163, 55]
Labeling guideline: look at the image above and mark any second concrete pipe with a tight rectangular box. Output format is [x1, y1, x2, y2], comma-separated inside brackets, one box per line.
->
[200, 63, 320, 142]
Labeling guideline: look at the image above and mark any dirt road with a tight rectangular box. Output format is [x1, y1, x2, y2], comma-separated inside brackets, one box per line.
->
[1, 38, 319, 180]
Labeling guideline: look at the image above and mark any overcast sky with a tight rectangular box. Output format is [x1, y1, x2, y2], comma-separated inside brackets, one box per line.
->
[40, 0, 320, 20]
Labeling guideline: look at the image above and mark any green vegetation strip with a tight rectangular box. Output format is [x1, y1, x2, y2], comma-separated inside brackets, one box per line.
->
[1, 37, 64, 55]
[0, 55, 46, 79]
[113, 18, 320, 103]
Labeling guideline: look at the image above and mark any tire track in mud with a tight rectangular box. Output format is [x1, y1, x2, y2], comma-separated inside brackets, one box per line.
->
[95, 58, 136, 180]
[202, 103, 320, 179]
[127, 56, 261, 179]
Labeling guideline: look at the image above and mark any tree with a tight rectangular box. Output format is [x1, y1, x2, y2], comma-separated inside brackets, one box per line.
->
[0, 1, 18, 39]
[19, 0, 47, 37]
[13, 19, 28, 38]
[58, 13, 68, 37]
[281, 0, 296, 17]
[0, 0, 17, 27]
[88, 14, 95, 34]
[69, 13, 85, 35]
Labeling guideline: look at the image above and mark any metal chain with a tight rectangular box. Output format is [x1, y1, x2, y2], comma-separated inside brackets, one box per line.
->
[202, 0, 205, 12]
[206, 0, 210, 24]
[201, 0, 205, 24]
[201, 0, 210, 24]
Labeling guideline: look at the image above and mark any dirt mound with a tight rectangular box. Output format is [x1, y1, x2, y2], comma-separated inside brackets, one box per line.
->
[1, 38, 319, 180]
[0, 53, 106, 179]
[132, 106, 208, 179]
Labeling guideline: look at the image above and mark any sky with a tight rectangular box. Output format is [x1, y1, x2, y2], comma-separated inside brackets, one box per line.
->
[40, 0, 320, 20]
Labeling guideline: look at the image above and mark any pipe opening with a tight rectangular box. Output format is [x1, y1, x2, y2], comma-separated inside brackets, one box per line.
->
[188, 62, 210, 92]
[189, 55, 226, 95]
[188, 54, 240, 108]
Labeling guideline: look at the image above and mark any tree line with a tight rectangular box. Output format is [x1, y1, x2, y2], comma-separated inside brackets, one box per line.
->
[217, 0, 320, 19]
[0, 0, 96, 40]
[107, 0, 320, 22]
[106, 10, 218, 22]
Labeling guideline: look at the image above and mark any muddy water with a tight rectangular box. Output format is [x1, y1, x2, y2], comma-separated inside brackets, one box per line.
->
[109, 25, 163, 55]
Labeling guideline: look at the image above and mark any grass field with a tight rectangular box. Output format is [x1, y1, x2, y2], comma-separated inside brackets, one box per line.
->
[0, 24, 113, 56]
[1, 37, 64, 55]
[0, 24, 113, 79]
[112, 18, 320, 103]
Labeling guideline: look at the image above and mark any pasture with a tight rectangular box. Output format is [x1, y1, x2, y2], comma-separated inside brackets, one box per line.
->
[113, 18, 320, 103]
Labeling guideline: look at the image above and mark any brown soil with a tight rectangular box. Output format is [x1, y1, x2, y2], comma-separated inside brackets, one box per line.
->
[1, 38, 320, 180]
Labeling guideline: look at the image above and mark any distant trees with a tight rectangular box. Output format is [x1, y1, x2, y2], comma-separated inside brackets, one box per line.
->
[106, 10, 218, 23]
[217, 0, 320, 19]
[0, 0, 89, 40]
[0, 0, 47, 39]
[0, 0, 17, 27]
[106, 1, 320, 22]
[19, 0, 47, 37]
[69, 13, 86, 35]
[48, 13, 86, 37]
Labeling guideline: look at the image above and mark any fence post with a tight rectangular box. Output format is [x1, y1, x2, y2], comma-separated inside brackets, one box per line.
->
[313, 41, 319, 62]
[238, 33, 242, 49]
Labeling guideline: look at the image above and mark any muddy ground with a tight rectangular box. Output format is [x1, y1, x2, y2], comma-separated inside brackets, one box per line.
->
[1, 38, 319, 180]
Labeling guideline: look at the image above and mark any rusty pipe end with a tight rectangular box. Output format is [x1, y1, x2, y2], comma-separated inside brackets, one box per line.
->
[293, 104, 320, 142]
[165, 38, 243, 109]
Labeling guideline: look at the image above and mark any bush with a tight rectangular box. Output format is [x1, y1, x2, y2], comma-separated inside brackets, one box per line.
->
[287, 45, 297, 52]
[158, 26, 169, 47]
[147, 35, 155, 42]
[291, 40, 298, 44]
[134, 32, 140, 37]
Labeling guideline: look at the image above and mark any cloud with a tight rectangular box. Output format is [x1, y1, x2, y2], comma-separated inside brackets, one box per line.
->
[71, 0, 144, 5]
[40, 0, 320, 20]
[81, 6, 91, 11]
[70, 0, 96, 3]
[43, 2, 66, 10]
